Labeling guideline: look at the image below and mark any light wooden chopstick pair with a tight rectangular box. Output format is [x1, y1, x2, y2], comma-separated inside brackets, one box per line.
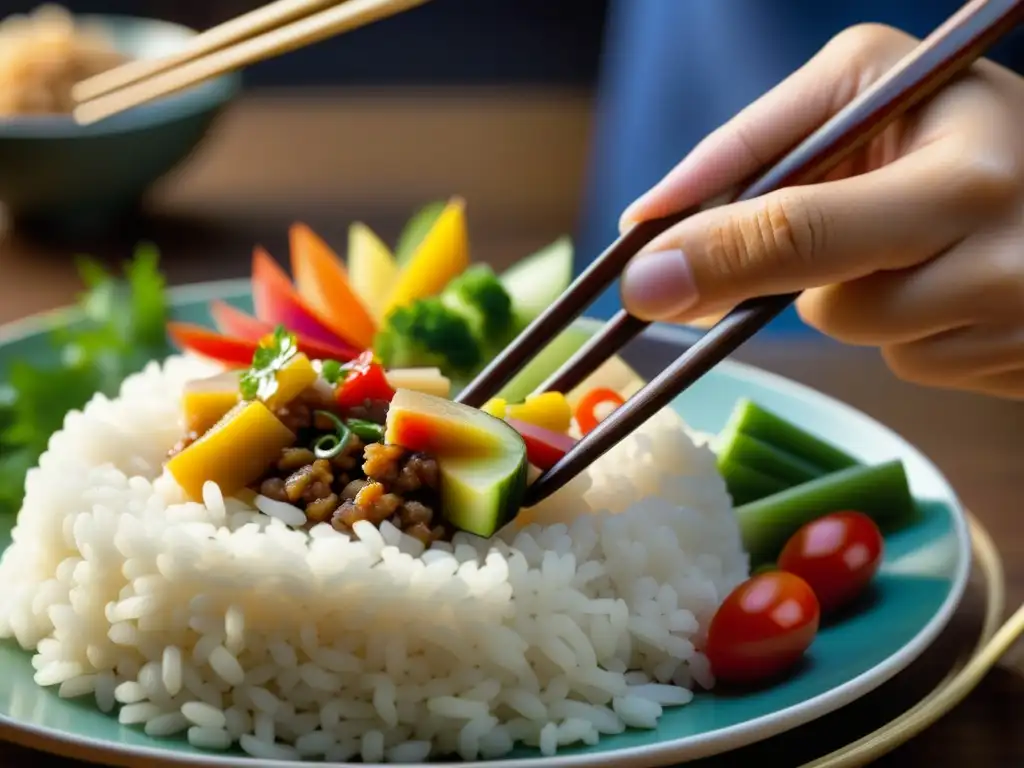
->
[71, 0, 432, 125]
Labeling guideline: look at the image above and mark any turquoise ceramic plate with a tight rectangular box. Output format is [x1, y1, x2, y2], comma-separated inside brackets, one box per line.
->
[0, 281, 971, 767]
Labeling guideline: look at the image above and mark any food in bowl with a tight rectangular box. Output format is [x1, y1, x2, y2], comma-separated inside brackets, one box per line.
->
[0, 4, 128, 116]
[0, 200, 920, 760]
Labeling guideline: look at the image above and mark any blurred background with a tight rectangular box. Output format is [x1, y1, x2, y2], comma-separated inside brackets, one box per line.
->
[3, 0, 1023, 330]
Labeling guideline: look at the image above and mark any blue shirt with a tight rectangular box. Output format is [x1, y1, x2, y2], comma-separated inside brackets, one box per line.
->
[577, 0, 1024, 332]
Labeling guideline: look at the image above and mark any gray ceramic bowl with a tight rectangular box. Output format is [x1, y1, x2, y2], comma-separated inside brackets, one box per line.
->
[0, 15, 241, 235]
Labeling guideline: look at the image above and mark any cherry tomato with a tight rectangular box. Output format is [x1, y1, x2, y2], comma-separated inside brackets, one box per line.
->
[777, 511, 884, 613]
[574, 388, 626, 435]
[705, 571, 820, 685]
[335, 350, 395, 409]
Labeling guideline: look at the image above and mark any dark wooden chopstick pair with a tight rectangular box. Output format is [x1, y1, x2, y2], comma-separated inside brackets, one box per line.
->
[455, 0, 1024, 508]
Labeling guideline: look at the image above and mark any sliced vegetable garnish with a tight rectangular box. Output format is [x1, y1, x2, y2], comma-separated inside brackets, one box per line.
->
[506, 392, 572, 434]
[251, 246, 354, 350]
[393, 199, 447, 266]
[383, 367, 451, 399]
[736, 459, 914, 567]
[209, 300, 360, 362]
[346, 418, 385, 443]
[575, 387, 626, 435]
[312, 410, 353, 459]
[335, 350, 395, 409]
[168, 323, 263, 367]
[721, 398, 859, 475]
[383, 198, 469, 316]
[506, 417, 576, 471]
[348, 222, 400, 323]
[289, 222, 378, 349]
[497, 326, 592, 404]
[499, 235, 574, 326]
[240, 326, 299, 401]
[717, 432, 822, 487]
[720, 462, 788, 506]
[481, 398, 507, 419]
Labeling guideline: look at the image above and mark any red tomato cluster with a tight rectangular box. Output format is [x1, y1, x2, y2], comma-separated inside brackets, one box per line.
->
[706, 511, 884, 686]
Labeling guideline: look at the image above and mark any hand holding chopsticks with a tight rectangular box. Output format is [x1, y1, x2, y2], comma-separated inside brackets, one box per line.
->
[453, 0, 1024, 507]
[71, 0, 432, 125]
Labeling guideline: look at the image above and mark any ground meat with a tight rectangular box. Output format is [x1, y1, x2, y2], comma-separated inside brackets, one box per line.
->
[346, 398, 390, 424]
[305, 493, 340, 524]
[404, 522, 435, 547]
[362, 444, 439, 490]
[277, 447, 315, 472]
[283, 458, 334, 505]
[248, 387, 445, 543]
[258, 476, 288, 503]
[273, 385, 339, 434]
[329, 481, 445, 542]
[363, 443, 405, 483]
[340, 478, 369, 500]
[393, 454, 440, 494]
[399, 500, 433, 527]
[329, 435, 364, 475]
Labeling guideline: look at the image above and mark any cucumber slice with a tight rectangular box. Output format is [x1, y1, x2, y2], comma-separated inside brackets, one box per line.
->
[723, 398, 859, 473]
[736, 460, 915, 566]
[719, 461, 789, 506]
[385, 389, 528, 537]
[716, 430, 823, 486]
[496, 325, 592, 404]
[499, 237, 574, 323]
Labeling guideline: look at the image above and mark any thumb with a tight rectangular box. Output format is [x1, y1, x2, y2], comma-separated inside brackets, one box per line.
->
[619, 143, 987, 323]
[619, 25, 919, 231]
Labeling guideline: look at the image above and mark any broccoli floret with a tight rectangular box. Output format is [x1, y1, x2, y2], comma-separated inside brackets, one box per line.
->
[374, 298, 482, 375]
[440, 264, 514, 347]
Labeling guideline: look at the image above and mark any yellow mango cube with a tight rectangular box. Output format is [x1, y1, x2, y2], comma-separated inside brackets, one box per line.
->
[264, 353, 318, 410]
[167, 401, 295, 501]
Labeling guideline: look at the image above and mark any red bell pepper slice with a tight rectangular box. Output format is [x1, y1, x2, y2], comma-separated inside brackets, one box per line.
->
[208, 300, 361, 362]
[167, 322, 261, 367]
[574, 387, 626, 435]
[506, 417, 577, 471]
[335, 350, 395, 408]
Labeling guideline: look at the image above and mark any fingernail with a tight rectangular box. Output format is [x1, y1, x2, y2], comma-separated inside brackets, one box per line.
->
[618, 201, 643, 233]
[620, 249, 698, 320]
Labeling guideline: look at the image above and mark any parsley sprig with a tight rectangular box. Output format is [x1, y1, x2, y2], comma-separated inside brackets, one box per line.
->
[240, 326, 299, 401]
[0, 244, 168, 515]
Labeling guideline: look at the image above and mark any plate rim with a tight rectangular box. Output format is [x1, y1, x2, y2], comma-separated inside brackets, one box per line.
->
[0, 279, 972, 768]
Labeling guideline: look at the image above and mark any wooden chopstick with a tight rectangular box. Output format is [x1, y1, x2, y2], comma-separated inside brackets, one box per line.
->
[470, 0, 1024, 507]
[72, 0, 340, 104]
[72, 0, 431, 125]
[530, 311, 650, 396]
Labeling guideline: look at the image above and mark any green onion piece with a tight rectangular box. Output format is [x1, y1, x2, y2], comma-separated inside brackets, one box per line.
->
[320, 359, 345, 385]
[313, 410, 352, 459]
[346, 418, 384, 443]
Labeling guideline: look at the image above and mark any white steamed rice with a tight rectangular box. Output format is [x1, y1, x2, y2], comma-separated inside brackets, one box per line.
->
[0, 355, 748, 760]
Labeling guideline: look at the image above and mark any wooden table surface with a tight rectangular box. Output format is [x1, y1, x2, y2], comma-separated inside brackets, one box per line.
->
[0, 89, 1021, 766]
